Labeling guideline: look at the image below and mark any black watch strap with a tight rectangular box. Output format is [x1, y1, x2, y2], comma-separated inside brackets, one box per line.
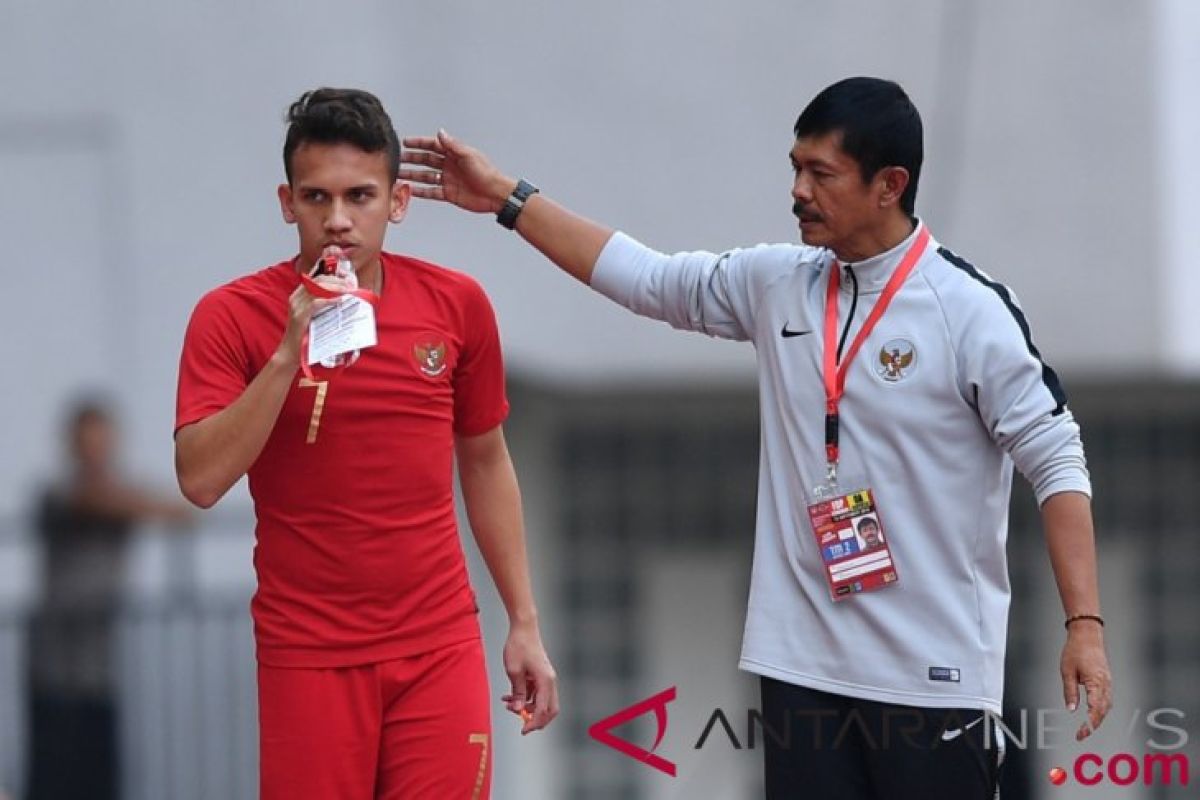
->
[497, 179, 539, 229]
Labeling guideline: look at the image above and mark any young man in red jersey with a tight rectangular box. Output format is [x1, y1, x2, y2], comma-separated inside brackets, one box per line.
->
[174, 88, 557, 800]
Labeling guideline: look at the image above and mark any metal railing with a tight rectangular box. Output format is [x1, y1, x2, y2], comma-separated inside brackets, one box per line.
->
[0, 512, 258, 800]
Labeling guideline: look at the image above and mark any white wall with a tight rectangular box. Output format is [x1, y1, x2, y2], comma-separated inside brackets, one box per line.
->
[1154, 0, 1200, 373]
[0, 2, 1169, 502]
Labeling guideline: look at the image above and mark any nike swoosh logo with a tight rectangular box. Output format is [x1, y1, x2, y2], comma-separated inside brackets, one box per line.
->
[780, 324, 812, 338]
[940, 715, 986, 742]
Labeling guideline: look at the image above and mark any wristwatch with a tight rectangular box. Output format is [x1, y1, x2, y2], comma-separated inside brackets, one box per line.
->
[497, 179, 539, 230]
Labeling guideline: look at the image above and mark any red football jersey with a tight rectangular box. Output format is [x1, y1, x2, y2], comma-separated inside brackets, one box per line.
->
[176, 253, 509, 667]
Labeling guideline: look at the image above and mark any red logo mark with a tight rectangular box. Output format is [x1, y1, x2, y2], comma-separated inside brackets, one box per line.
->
[588, 687, 677, 777]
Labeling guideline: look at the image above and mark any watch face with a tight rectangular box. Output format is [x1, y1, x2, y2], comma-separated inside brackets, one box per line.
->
[515, 179, 539, 201]
[498, 180, 538, 228]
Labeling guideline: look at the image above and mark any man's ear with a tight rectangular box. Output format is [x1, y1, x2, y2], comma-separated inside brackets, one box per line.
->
[877, 167, 910, 209]
[390, 179, 412, 223]
[278, 183, 297, 223]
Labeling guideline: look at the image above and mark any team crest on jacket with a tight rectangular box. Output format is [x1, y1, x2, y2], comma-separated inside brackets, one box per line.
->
[876, 338, 916, 382]
[413, 339, 448, 378]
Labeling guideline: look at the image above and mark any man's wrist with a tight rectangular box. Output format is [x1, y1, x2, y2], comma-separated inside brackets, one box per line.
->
[270, 344, 301, 371]
[496, 179, 539, 229]
[1065, 614, 1105, 640]
[490, 176, 519, 214]
[1064, 613, 1105, 630]
[508, 608, 540, 628]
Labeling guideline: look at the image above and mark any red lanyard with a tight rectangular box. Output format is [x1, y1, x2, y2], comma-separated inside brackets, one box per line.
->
[822, 225, 930, 477]
[297, 261, 379, 382]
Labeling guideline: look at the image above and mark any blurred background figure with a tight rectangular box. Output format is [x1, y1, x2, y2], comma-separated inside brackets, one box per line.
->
[25, 398, 190, 800]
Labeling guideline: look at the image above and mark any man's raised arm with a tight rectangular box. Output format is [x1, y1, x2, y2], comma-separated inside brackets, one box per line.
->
[175, 276, 344, 508]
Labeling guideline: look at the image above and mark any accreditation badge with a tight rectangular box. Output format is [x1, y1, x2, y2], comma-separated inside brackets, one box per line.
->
[805, 485, 899, 601]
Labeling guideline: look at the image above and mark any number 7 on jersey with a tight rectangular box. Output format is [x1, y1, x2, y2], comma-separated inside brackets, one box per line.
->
[298, 377, 328, 444]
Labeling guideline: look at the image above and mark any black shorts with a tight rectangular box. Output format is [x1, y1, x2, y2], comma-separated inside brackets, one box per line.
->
[760, 677, 1003, 800]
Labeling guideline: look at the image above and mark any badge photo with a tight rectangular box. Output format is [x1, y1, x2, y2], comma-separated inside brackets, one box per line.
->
[805, 487, 899, 601]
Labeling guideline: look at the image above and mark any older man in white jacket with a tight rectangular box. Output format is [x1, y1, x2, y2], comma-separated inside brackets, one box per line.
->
[403, 76, 1111, 800]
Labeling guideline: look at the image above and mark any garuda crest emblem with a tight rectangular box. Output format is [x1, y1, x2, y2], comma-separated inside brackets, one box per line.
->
[413, 340, 448, 378]
[877, 339, 916, 382]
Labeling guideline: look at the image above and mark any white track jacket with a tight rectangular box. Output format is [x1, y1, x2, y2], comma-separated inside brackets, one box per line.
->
[590, 223, 1090, 713]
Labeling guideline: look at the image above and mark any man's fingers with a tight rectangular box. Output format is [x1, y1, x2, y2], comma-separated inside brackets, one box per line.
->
[505, 670, 558, 735]
[408, 185, 445, 202]
[546, 675, 560, 721]
[525, 670, 559, 733]
[1062, 671, 1080, 712]
[529, 678, 550, 732]
[502, 692, 531, 710]
[1073, 679, 1093, 741]
[1086, 678, 1112, 732]
[506, 672, 527, 711]
[397, 168, 442, 186]
[401, 135, 444, 153]
[402, 129, 468, 164]
[437, 128, 469, 157]
[509, 678, 539, 735]
[398, 166, 447, 203]
[401, 150, 445, 169]
[1066, 673, 1111, 741]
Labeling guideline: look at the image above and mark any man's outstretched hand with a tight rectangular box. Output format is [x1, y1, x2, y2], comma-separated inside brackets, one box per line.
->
[402, 129, 613, 285]
[401, 130, 516, 214]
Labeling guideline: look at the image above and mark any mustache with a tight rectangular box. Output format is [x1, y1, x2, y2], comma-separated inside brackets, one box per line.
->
[793, 201, 820, 221]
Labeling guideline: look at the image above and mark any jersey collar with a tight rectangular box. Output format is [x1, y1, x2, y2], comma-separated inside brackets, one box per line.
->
[835, 219, 932, 295]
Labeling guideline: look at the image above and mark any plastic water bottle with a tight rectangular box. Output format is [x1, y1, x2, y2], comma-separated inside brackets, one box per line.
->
[314, 252, 362, 370]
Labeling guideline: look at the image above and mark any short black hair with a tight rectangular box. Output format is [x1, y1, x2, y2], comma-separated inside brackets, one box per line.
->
[283, 88, 400, 184]
[857, 516, 879, 533]
[794, 77, 923, 215]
